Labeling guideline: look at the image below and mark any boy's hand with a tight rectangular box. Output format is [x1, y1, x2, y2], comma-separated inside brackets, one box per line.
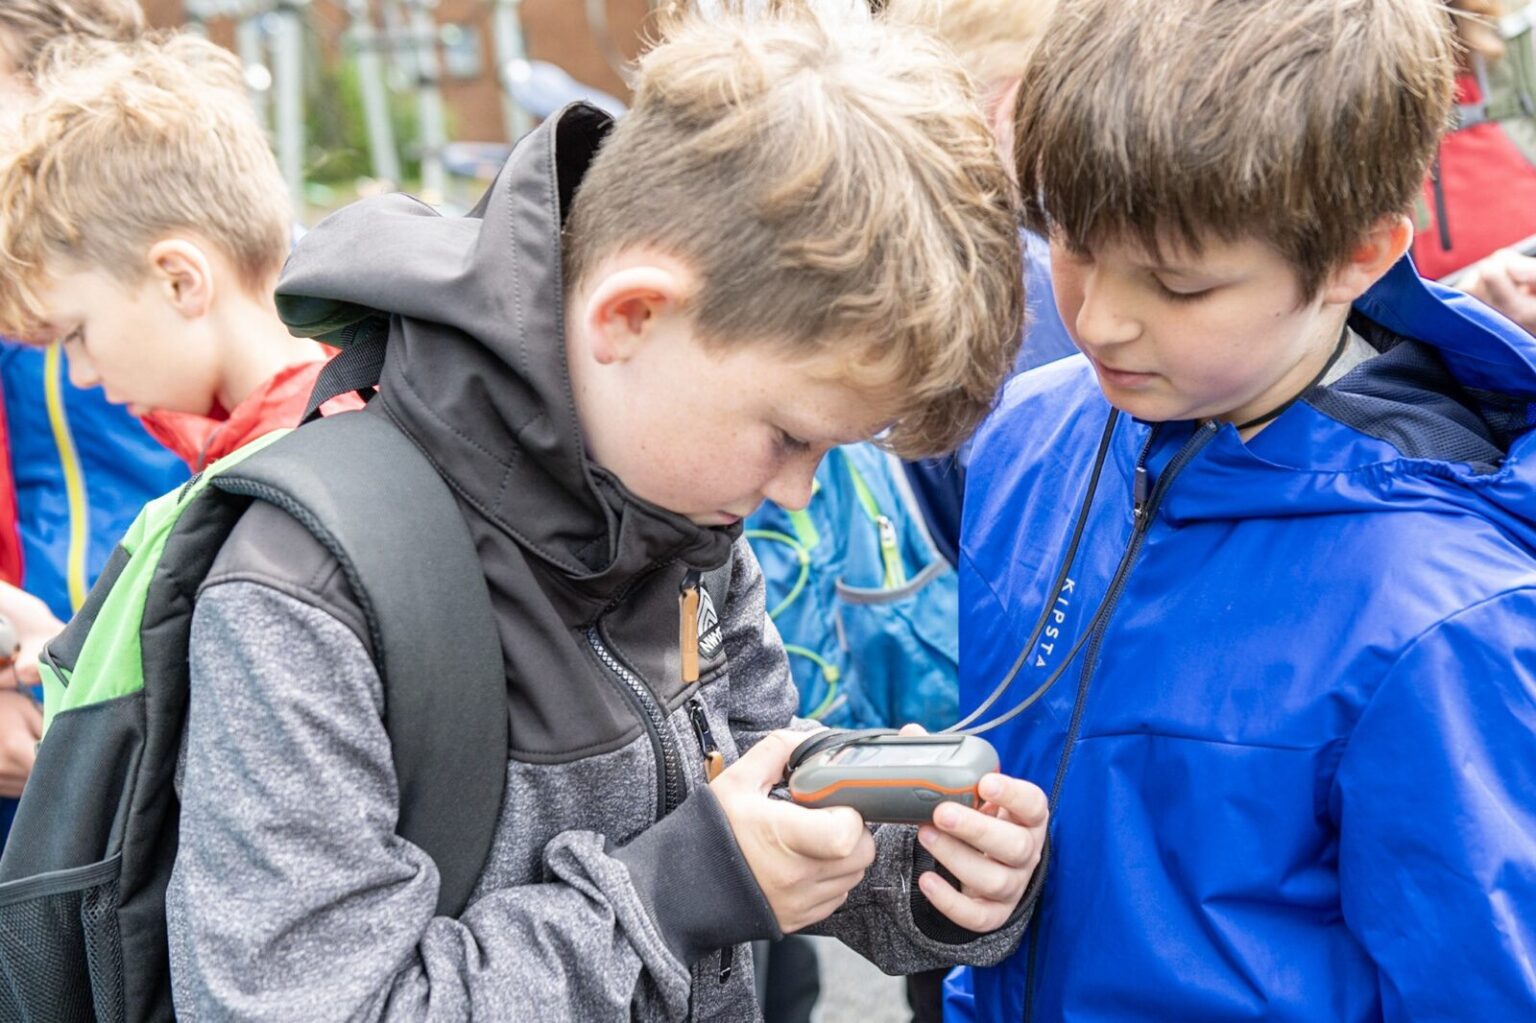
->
[0, 581, 65, 687]
[0, 689, 41, 798]
[1461, 249, 1536, 335]
[901, 724, 1048, 933]
[712, 729, 876, 933]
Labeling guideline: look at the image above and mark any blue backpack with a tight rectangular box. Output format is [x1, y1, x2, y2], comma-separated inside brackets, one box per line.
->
[745, 443, 958, 731]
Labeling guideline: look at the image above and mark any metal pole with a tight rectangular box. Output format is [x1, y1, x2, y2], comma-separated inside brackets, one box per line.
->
[234, 13, 271, 130]
[270, 0, 308, 211]
[491, 0, 533, 144]
[404, 0, 448, 204]
[347, 0, 403, 185]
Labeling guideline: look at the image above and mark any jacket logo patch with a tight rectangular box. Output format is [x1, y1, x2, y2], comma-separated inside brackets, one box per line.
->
[698, 585, 723, 660]
[1034, 577, 1077, 669]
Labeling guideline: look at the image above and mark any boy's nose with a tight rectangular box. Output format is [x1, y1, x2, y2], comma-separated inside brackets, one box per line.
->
[62, 345, 99, 390]
[762, 461, 819, 513]
[1074, 279, 1140, 349]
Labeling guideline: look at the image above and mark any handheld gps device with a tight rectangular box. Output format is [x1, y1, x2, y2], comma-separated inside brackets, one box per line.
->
[786, 731, 999, 824]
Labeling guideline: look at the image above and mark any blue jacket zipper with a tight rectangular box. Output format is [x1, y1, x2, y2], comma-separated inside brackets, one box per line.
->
[1021, 421, 1218, 1021]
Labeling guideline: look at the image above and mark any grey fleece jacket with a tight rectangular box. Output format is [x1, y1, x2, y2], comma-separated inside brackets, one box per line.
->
[167, 535, 1027, 1022]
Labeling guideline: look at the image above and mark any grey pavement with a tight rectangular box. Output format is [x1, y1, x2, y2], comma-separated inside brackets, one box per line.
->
[808, 936, 912, 1023]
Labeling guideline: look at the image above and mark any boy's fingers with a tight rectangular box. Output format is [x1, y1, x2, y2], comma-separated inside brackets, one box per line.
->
[774, 801, 873, 862]
[930, 797, 1037, 868]
[918, 826, 1020, 903]
[977, 774, 1048, 827]
[897, 723, 928, 736]
[723, 729, 809, 792]
[917, 871, 1006, 934]
[1502, 252, 1536, 287]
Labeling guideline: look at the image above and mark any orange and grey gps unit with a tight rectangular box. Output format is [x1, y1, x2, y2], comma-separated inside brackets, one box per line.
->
[786, 732, 999, 824]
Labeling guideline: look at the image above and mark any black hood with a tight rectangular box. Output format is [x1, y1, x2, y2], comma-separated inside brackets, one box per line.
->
[275, 104, 734, 619]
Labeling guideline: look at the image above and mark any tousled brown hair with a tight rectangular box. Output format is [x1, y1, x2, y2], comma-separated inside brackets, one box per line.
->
[564, 2, 1024, 458]
[1015, 0, 1457, 297]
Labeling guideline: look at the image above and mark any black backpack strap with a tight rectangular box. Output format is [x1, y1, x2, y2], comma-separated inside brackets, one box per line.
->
[210, 411, 506, 917]
[302, 318, 389, 422]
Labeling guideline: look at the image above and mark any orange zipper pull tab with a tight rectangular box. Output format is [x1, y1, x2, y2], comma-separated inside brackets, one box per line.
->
[679, 571, 701, 683]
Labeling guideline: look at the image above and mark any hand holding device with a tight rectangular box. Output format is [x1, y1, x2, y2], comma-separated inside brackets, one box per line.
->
[711, 729, 877, 933]
[787, 726, 1048, 932]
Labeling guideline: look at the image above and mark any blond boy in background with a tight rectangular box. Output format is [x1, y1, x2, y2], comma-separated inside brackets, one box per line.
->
[0, 0, 191, 852]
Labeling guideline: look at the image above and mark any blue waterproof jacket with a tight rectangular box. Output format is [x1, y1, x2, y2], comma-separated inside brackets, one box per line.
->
[0, 343, 187, 849]
[948, 258, 1536, 1022]
[0, 343, 187, 621]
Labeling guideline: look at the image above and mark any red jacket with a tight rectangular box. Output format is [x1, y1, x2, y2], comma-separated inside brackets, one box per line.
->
[1414, 70, 1536, 279]
[140, 358, 364, 472]
[0, 395, 21, 585]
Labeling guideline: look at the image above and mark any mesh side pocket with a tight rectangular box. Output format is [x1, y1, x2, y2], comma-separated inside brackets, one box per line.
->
[0, 855, 125, 1023]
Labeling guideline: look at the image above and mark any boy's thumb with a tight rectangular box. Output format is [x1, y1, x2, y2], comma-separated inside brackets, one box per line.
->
[729, 729, 809, 790]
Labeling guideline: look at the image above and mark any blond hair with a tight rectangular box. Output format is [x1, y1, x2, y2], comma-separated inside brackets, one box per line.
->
[882, 0, 1054, 87]
[0, 33, 292, 340]
[565, 2, 1023, 458]
[1015, 0, 1456, 298]
[0, 0, 143, 76]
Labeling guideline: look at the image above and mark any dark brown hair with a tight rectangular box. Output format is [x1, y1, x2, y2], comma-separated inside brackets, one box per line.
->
[1014, 0, 1457, 297]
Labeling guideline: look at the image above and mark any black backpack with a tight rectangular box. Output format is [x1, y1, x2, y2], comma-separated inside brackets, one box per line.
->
[0, 408, 507, 1023]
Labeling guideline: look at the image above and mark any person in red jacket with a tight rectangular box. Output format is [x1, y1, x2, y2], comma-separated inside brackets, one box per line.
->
[0, 33, 361, 472]
[0, 33, 361, 793]
[1415, 1, 1536, 330]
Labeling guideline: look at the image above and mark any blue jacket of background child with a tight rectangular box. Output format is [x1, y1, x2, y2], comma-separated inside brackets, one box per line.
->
[946, 257, 1536, 1022]
[746, 444, 958, 731]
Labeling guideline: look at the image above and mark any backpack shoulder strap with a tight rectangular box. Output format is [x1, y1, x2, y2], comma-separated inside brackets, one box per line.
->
[209, 410, 505, 918]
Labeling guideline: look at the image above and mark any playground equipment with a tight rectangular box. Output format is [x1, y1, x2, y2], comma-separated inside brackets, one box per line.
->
[345, 0, 403, 187]
[184, 0, 637, 213]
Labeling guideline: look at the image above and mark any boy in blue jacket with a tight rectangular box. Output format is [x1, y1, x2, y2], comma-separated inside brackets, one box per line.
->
[952, 0, 1536, 1020]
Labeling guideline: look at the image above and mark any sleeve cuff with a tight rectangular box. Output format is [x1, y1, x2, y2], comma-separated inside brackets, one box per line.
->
[610, 786, 782, 965]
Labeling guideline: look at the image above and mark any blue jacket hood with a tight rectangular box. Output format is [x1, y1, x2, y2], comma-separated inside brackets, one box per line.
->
[1138, 257, 1536, 553]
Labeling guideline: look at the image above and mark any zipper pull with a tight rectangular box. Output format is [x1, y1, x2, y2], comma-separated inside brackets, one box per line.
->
[687, 696, 724, 781]
[719, 944, 734, 984]
[1132, 465, 1149, 519]
[679, 570, 701, 683]
[876, 516, 907, 588]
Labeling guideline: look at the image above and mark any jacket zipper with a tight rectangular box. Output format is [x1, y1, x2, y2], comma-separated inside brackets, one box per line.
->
[1021, 421, 1218, 1022]
[686, 696, 724, 781]
[686, 694, 734, 985]
[587, 625, 685, 820]
[42, 344, 91, 612]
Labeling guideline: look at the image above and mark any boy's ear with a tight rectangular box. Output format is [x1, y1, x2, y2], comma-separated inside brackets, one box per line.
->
[146, 239, 214, 319]
[580, 263, 693, 366]
[1321, 214, 1413, 305]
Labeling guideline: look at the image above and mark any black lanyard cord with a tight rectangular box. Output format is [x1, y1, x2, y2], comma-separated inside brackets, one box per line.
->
[1234, 324, 1351, 433]
[944, 407, 1122, 734]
